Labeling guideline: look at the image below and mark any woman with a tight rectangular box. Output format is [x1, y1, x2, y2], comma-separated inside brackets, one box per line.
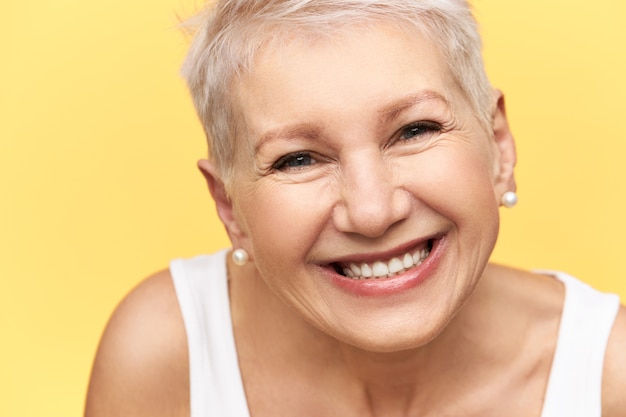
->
[85, 0, 626, 416]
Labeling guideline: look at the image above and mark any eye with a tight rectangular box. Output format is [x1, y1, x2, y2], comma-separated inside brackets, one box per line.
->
[272, 151, 318, 171]
[399, 121, 442, 141]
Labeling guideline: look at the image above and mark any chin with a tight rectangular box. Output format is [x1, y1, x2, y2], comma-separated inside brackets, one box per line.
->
[331, 308, 455, 354]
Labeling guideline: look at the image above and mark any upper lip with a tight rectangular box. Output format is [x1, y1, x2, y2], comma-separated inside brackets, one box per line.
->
[322, 232, 443, 266]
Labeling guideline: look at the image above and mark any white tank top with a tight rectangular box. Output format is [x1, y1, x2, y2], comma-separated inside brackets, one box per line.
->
[170, 251, 620, 417]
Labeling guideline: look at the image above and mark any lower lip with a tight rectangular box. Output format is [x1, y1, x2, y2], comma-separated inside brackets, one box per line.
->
[324, 236, 447, 297]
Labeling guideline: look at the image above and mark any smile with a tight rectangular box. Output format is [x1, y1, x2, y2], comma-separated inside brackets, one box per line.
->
[334, 240, 433, 280]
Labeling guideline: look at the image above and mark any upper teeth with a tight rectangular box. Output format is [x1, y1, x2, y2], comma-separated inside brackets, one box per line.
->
[342, 247, 430, 280]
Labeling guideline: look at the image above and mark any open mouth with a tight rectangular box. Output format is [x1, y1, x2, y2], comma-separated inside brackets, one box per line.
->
[331, 239, 434, 280]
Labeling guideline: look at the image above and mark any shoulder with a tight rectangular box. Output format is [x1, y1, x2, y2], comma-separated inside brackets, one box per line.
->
[603, 304, 626, 417]
[85, 269, 189, 417]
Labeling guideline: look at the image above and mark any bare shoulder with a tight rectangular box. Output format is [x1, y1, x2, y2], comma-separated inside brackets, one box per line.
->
[603, 304, 626, 417]
[85, 270, 189, 417]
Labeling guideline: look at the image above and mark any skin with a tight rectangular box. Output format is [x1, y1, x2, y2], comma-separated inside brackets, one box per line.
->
[85, 23, 626, 417]
[221, 25, 509, 354]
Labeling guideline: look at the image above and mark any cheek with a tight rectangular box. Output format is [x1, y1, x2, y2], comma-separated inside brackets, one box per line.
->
[400, 145, 500, 229]
[239, 181, 332, 269]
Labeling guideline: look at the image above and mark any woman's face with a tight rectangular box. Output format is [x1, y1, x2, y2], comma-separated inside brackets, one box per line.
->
[220, 24, 514, 351]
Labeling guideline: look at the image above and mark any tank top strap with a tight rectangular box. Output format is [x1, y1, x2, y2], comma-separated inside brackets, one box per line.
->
[538, 271, 620, 417]
[170, 250, 250, 417]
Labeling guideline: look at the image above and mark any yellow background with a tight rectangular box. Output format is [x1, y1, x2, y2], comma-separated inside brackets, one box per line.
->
[1, 0, 625, 415]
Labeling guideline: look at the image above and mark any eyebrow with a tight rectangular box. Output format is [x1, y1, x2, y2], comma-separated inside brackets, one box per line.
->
[254, 90, 450, 152]
[378, 90, 451, 124]
[255, 123, 322, 153]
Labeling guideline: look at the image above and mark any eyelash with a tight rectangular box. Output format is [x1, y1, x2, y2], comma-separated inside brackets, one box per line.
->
[397, 121, 442, 142]
[271, 121, 443, 172]
[272, 151, 317, 172]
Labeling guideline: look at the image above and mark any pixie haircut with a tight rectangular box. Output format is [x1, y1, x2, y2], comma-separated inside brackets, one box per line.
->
[181, 0, 493, 185]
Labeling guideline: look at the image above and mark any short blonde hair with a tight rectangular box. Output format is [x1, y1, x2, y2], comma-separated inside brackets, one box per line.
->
[181, 0, 492, 184]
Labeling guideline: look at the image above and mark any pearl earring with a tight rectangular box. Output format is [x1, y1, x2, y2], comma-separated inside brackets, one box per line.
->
[501, 191, 518, 208]
[231, 248, 249, 266]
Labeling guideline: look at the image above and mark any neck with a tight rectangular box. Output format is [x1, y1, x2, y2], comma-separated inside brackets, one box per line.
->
[332, 284, 497, 414]
[229, 260, 511, 416]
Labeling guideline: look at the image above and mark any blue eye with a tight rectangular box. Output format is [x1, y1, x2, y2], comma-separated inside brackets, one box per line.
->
[273, 152, 317, 171]
[399, 121, 441, 141]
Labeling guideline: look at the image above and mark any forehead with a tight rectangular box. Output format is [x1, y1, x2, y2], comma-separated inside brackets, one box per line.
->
[235, 23, 462, 136]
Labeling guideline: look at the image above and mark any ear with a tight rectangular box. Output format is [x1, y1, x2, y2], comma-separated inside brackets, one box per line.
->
[490, 90, 517, 201]
[197, 159, 249, 247]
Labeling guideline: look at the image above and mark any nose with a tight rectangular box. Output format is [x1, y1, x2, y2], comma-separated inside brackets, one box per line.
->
[332, 151, 411, 238]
